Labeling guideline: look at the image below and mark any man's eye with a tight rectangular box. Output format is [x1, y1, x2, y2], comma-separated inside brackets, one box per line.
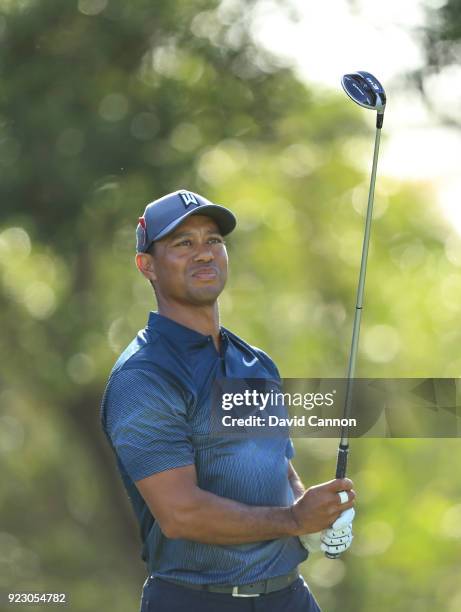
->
[209, 237, 224, 244]
[175, 240, 192, 247]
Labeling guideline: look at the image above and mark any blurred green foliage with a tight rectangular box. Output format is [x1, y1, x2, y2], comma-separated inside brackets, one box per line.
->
[0, 1, 461, 611]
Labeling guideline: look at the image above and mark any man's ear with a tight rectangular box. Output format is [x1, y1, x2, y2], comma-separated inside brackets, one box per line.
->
[135, 253, 157, 282]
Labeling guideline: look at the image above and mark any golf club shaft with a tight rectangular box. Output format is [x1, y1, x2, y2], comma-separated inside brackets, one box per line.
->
[326, 122, 382, 560]
[338, 123, 381, 457]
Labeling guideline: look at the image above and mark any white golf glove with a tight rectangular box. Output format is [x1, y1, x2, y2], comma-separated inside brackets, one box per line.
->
[299, 508, 355, 555]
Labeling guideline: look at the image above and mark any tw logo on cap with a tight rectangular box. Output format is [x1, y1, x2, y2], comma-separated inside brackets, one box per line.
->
[179, 191, 199, 207]
[137, 216, 147, 249]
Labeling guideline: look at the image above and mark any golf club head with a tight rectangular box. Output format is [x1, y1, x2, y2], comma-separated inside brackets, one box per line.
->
[342, 71, 386, 115]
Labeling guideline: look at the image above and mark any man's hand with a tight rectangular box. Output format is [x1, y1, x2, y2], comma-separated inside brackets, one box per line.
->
[331, 507, 355, 530]
[291, 478, 356, 535]
[321, 524, 353, 555]
[299, 507, 355, 555]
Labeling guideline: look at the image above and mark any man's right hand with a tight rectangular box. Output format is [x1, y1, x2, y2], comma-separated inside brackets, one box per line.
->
[291, 478, 356, 535]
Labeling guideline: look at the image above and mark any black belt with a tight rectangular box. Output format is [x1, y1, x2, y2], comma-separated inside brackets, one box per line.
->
[158, 568, 299, 597]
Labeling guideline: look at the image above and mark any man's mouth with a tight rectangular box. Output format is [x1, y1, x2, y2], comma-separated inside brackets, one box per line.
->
[191, 267, 218, 280]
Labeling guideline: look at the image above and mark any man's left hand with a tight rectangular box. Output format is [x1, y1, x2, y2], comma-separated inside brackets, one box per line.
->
[319, 524, 353, 554]
[299, 508, 355, 555]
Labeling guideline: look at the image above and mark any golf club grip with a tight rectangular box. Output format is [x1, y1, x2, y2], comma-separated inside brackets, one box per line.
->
[335, 444, 349, 479]
[324, 446, 349, 559]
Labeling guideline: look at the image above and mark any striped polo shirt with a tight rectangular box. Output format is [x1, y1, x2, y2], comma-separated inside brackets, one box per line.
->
[100, 312, 307, 584]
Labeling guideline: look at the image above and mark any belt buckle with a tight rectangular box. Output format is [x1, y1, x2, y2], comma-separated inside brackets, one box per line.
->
[232, 586, 260, 598]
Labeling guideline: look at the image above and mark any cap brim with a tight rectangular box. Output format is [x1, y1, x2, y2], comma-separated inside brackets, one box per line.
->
[153, 204, 237, 243]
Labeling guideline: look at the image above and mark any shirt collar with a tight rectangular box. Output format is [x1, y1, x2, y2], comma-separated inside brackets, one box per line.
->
[147, 311, 226, 347]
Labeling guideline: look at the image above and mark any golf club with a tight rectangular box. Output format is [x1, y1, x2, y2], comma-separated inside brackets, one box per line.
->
[326, 71, 386, 559]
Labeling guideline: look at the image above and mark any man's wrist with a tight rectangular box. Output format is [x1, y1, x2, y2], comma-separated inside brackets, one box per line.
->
[288, 504, 303, 537]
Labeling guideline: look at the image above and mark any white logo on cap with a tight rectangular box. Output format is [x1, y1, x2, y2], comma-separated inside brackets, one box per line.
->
[179, 191, 198, 207]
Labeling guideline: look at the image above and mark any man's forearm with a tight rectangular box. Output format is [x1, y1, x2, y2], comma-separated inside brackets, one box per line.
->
[289, 469, 305, 502]
[166, 487, 301, 545]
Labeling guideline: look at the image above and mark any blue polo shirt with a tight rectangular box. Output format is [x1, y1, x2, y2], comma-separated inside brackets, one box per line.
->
[101, 312, 307, 584]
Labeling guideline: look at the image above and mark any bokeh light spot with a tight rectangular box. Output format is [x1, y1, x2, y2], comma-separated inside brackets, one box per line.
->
[23, 282, 56, 319]
[308, 557, 346, 587]
[99, 93, 129, 122]
[363, 324, 401, 363]
[170, 123, 202, 153]
[351, 521, 394, 556]
[130, 113, 159, 141]
[0, 227, 31, 262]
[78, 0, 108, 17]
[67, 353, 95, 385]
[440, 504, 461, 539]
[279, 143, 323, 178]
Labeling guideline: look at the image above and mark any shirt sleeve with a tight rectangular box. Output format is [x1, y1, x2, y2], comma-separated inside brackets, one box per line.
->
[103, 368, 195, 481]
[285, 438, 295, 460]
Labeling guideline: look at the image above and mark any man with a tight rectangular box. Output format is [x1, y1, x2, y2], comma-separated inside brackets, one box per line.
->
[101, 190, 356, 612]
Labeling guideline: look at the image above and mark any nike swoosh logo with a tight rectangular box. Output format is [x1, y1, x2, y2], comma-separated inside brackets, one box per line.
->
[242, 356, 258, 367]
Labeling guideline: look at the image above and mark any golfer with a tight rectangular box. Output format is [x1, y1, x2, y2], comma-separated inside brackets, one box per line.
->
[101, 190, 356, 611]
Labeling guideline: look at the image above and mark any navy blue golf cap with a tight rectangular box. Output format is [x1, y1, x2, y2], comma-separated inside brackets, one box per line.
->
[136, 189, 237, 253]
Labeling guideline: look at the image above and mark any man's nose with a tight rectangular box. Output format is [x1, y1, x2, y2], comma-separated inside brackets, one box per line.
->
[194, 244, 214, 262]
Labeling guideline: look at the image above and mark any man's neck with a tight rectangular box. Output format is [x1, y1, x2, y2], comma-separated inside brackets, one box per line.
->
[157, 302, 221, 349]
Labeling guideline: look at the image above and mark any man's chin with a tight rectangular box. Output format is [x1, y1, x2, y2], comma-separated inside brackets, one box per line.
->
[187, 285, 224, 305]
